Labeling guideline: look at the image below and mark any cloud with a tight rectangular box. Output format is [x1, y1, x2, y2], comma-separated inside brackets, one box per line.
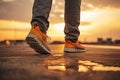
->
[0, 0, 33, 22]
[1, 0, 16, 2]
[82, 0, 120, 10]
[0, 0, 120, 22]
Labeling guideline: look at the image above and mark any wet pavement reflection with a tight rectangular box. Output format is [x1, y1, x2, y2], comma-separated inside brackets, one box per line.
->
[44, 54, 120, 72]
[0, 44, 120, 80]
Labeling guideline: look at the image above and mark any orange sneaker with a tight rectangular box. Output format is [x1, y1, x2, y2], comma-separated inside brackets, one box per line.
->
[64, 40, 85, 53]
[26, 25, 51, 54]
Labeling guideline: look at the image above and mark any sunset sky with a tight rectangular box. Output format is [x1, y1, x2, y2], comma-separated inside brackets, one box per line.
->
[0, 0, 120, 42]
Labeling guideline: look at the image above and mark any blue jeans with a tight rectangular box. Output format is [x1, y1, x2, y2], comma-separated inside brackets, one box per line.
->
[31, 0, 81, 42]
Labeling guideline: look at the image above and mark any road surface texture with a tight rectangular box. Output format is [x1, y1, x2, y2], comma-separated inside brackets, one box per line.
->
[0, 43, 120, 80]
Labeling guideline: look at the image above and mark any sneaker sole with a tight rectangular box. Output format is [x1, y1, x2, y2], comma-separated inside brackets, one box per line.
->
[26, 34, 51, 54]
[64, 48, 85, 53]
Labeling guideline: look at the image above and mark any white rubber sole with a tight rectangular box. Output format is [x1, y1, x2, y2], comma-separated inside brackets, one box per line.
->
[64, 48, 85, 53]
[26, 34, 51, 54]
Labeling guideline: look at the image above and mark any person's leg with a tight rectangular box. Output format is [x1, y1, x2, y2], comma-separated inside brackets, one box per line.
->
[26, 0, 52, 54]
[31, 0, 52, 33]
[64, 0, 81, 42]
[64, 0, 85, 52]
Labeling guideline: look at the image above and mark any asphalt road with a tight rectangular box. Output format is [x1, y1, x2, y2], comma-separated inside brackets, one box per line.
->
[0, 43, 120, 80]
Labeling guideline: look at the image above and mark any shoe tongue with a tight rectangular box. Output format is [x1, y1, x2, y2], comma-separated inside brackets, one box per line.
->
[65, 40, 75, 43]
[67, 40, 77, 43]
[34, 26, 41, 32]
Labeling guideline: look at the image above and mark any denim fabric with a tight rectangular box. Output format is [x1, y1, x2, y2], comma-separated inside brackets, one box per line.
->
[31, 0, 52, 32]
[31, 0, 81, 42]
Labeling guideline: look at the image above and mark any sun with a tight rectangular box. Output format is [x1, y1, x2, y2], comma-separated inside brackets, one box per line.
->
[81, 10, 100, 22]
[54, 23, 65, 31]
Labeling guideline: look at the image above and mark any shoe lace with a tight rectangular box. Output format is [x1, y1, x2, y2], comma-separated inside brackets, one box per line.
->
[42, 33, 51, 43]
[46, 35, 51, 43]
[33, 26, 52, 43]
[77, 41, 82, 44]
